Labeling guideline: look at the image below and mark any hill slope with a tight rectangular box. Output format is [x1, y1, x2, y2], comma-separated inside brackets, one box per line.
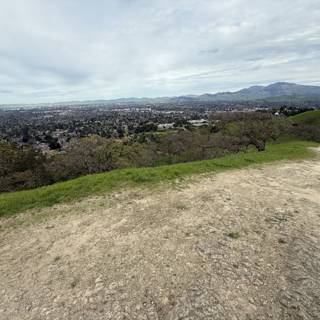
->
[1, 150, 320, 319]
[291, 110, 320, 126]
[0, 140, 318, 217]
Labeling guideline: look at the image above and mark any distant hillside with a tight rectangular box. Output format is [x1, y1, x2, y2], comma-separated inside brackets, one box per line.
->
[291, 110, 320, 126]
[1, 82, 320, 108]
[110, 82, 320, 104]
[48, 82, 320, 104]
[195, 82, 320, 102]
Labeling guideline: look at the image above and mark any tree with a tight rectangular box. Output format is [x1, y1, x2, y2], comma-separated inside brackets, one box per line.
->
[0, 140, 49, 192]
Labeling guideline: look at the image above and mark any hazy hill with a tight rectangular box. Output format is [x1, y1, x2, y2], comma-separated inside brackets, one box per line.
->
[1, 82, 320, 108]
[48, 82, 320, 104]
[104, 82, 320, 104]
[195, 82, 320, 102]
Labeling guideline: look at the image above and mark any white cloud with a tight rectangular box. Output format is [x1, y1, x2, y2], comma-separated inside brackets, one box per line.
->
[0, 0, 319, 103]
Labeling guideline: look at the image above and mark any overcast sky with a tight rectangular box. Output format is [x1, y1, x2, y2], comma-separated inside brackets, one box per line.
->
[0, 0, 320, 104]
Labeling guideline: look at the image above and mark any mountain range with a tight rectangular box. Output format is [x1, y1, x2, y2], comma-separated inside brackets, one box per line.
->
[56, 82, 320, 105]
[198, 82, 320, 102]
[80, 82, 320, 105]
[1, 82, 320, 108]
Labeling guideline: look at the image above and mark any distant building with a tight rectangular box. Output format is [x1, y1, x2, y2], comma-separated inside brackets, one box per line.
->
[158, 123, 175, 130]
[189, 119, 208, 127]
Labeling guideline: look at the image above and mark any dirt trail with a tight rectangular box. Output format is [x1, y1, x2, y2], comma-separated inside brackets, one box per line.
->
[1, 154, 320, 320]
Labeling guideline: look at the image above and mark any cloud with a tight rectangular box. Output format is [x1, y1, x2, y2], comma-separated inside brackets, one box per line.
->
[0, 0, 319, 103]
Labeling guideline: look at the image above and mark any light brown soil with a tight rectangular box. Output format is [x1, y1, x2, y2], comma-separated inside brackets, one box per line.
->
[1, 154, 320, 320]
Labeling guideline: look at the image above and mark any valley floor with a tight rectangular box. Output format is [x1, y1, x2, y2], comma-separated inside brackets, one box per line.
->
[1, 152, 320, 319]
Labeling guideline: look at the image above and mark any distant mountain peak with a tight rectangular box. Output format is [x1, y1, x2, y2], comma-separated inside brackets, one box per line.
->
[267, 81, 295, 86]
[204, 82, 320, 102]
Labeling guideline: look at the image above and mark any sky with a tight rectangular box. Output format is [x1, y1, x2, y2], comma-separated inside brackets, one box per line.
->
[0, 0, 320, 104]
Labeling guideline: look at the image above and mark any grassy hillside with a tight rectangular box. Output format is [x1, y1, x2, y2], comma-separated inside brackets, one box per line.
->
[291, 110, 320, 126]
[0, 140, 318, 218]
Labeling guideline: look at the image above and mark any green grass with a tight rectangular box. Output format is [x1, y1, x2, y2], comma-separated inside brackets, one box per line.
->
[227, 232, 241, 239]
[145, 129, 180, 137]
[0, 140, 318, 218]
[290, 110, 320, 126]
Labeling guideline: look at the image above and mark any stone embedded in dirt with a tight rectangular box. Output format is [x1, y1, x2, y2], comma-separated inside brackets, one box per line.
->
[95, 277, 103, 284]
[70, 279, 78, 288]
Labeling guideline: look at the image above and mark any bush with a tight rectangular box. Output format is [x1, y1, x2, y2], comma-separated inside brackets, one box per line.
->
[291, 124, 320, 143]
[0, 141, 48, 192]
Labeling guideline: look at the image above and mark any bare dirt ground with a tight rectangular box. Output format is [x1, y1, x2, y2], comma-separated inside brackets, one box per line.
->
[1, 153, 320, 320]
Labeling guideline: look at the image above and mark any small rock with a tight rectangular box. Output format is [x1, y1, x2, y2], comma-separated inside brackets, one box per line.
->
[95, 277, 103, 284]
[85, 289, 94, 297]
